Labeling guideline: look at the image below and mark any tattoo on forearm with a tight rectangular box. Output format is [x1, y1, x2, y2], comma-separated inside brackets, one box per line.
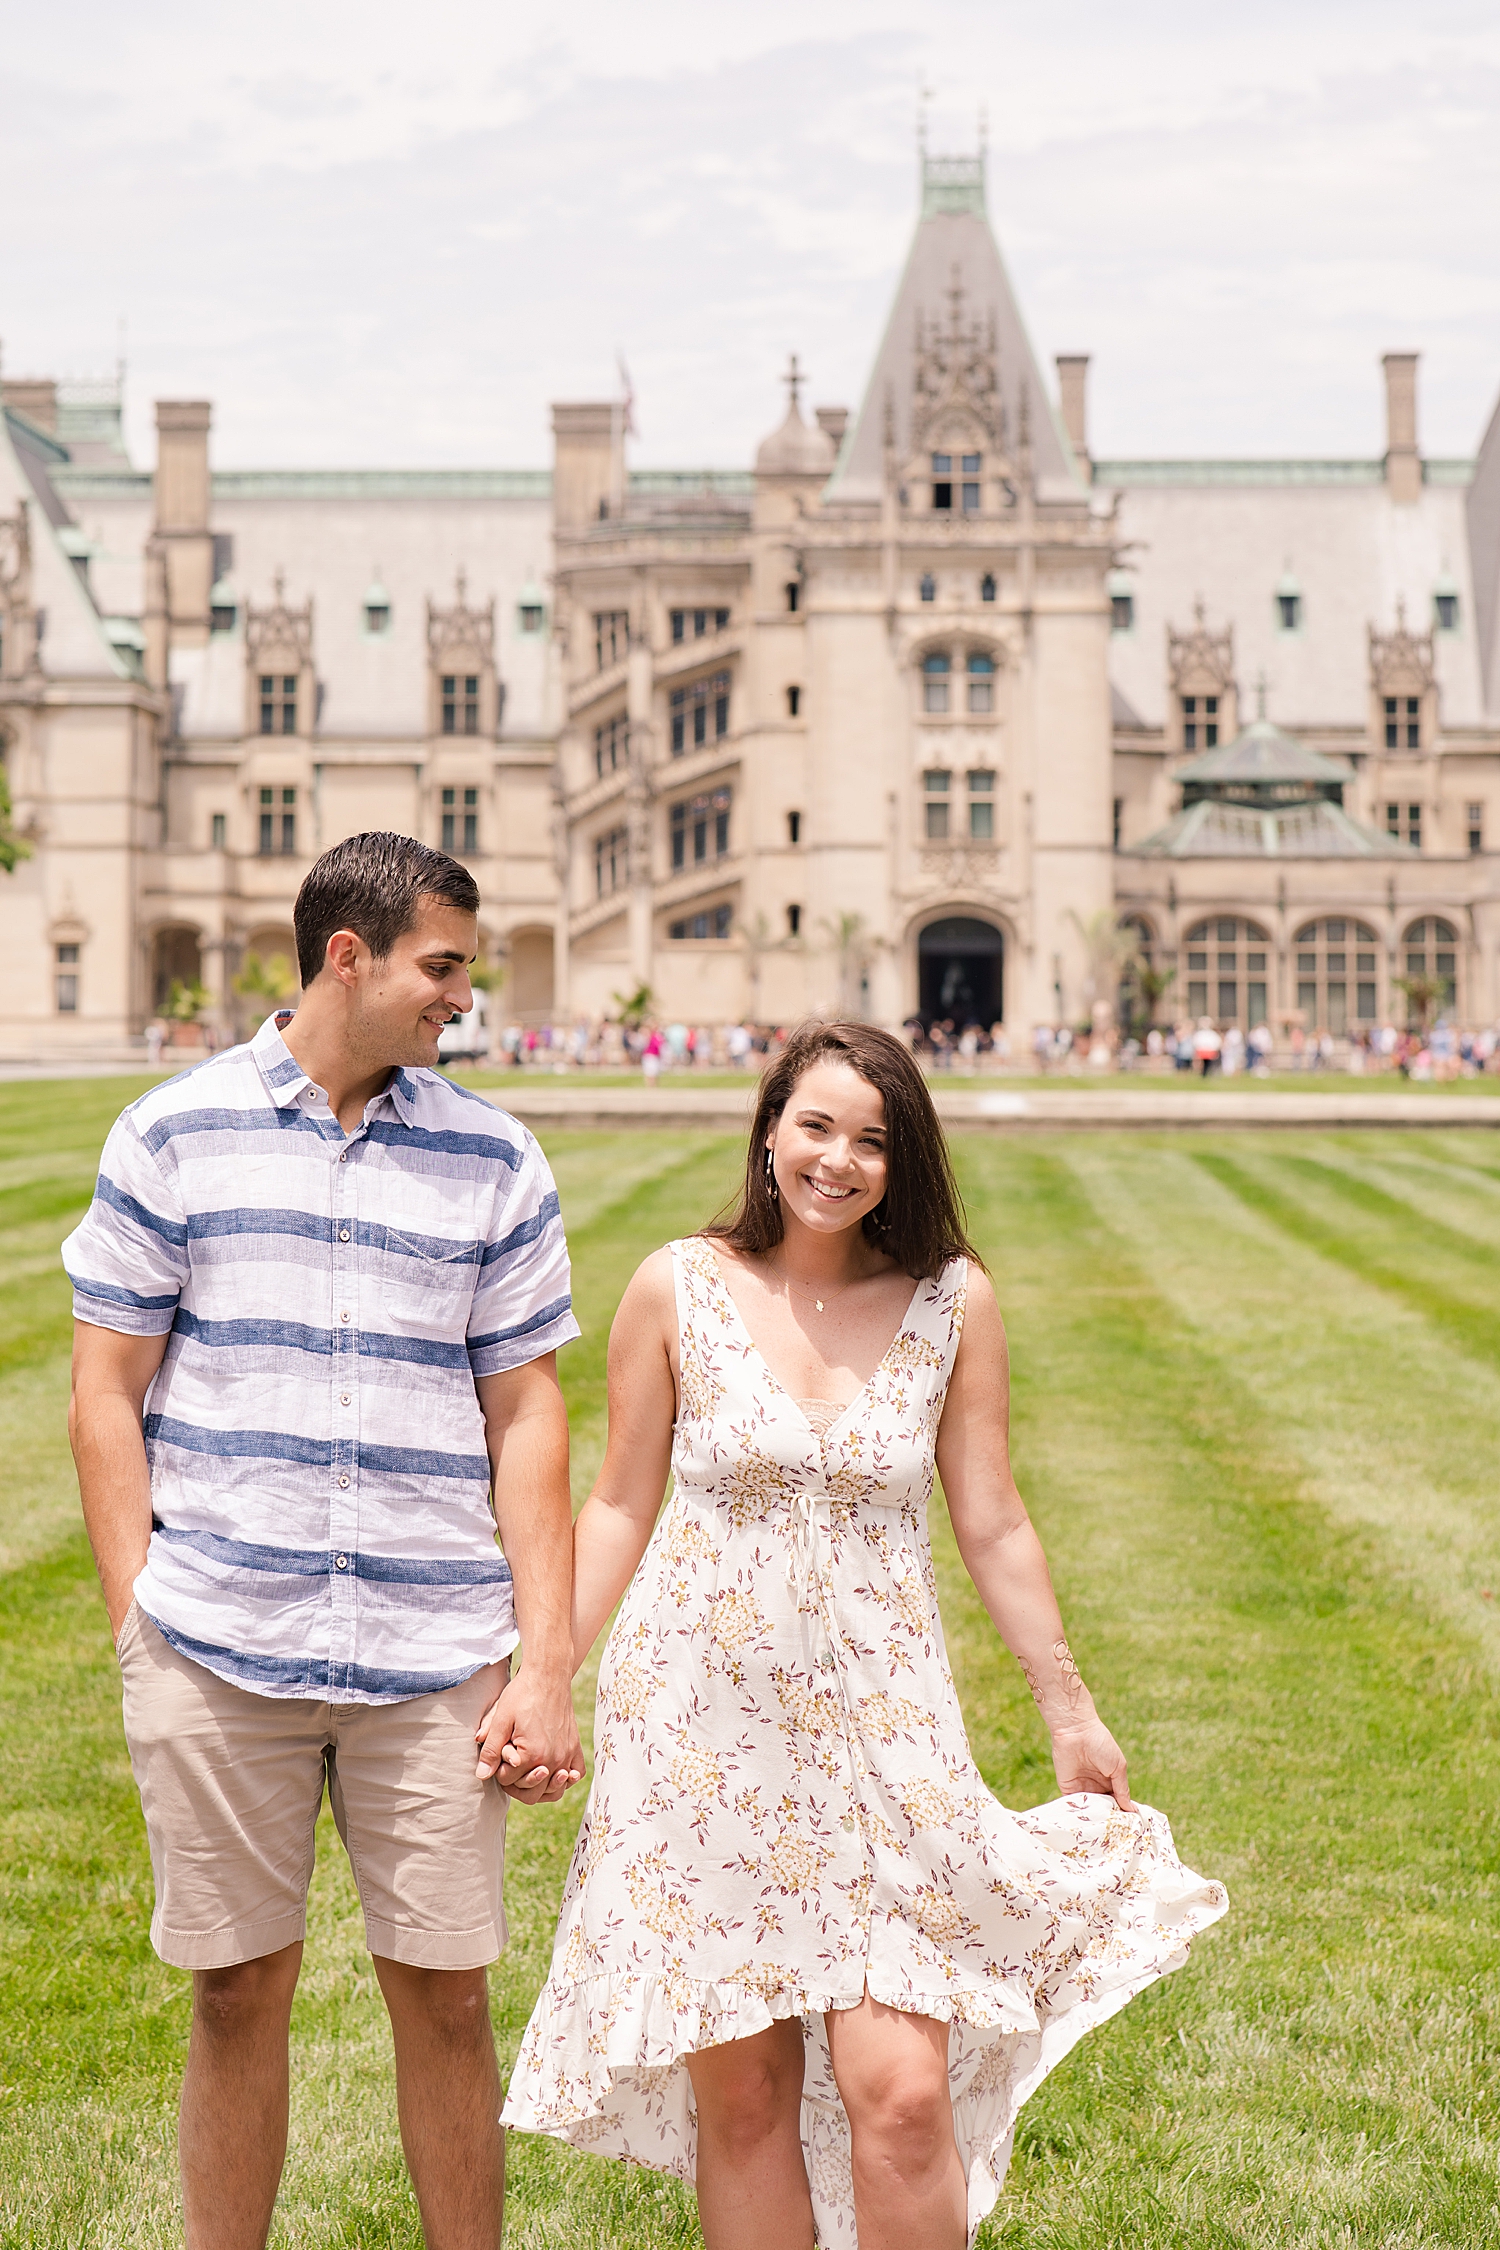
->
[1021, 1640, 1084, 1712]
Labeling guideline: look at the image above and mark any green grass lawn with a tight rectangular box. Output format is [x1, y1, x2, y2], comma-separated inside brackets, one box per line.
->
[4, 1079, 1500, 2245]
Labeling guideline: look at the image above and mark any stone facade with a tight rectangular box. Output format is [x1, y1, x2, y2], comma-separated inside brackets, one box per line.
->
[3, 150, 1498, 1057]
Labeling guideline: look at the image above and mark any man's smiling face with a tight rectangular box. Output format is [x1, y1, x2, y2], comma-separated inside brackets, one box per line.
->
[347, 895, 478, 1071]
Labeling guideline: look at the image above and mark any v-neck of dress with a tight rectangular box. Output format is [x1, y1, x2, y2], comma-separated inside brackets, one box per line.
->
[703, 1244, 926, 1438]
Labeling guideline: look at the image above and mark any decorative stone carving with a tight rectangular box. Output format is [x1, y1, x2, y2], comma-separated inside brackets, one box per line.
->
[0, 505, 36, 677]
[1167, 598, 1234, 697]
[245, 571, 314, 664]
[911, 268, 1003, 457]
[0, 506, 30, 608]
[919, 845, 1000, 883]
[427, 569, 495, 667]
[1368, 597, 1435, 695]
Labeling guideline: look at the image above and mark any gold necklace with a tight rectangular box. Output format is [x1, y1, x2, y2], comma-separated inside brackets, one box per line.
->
[775, 1260, 855, 1316]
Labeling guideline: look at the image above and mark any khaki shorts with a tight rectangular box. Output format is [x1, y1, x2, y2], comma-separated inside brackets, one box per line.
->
[117, 1603, 509, 1973]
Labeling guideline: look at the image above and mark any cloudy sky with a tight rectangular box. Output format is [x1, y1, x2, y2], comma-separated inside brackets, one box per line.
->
[4, 1, 1498, 472]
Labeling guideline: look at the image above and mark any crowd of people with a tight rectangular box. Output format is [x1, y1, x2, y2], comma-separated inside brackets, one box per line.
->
[456, 1009, 1500, 1082]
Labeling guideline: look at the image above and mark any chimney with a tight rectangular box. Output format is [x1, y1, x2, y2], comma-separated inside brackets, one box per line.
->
[1382, 353, 1420, 505]
[154, 400, 215, 644]
[551, 402, 622, 531]
[2, 378, 59, 436]
[815, 406, 849, 448]
[1055, 355, 1091, 482]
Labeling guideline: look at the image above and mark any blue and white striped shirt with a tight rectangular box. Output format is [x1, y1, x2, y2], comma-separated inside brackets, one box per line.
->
[62, 1013, 580, 1703]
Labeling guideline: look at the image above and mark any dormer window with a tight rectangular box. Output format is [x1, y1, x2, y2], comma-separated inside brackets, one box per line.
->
[1182, 694, 1218, 750]
[961, 454, 981, 512]
[1111, 593, 1134, 631]
[442, 675, 480, 736]
[363, 576, 392, 637]
[967, 652, 994, 714]
[209, 580, 238, 634]
[516, 578, 547, 636]
[922, 653, 951, 714]
[980, 573, 996, 603]
[1435, 588, 1459, 632]
[919, 573, 936, 603]
[1276, 573, 1302, 632]
[931, 454, 953, 510]
[1384, 695, 1420, 750]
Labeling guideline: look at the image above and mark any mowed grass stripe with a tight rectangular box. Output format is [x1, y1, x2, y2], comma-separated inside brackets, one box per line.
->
[0, 1129, 733, 2250]
[1289, 1130, 1500, 1255]
[947, 1139, 1500, 2247]
[1065, 1134, 1500, 1671]
[1190, 1142, 1500, 1373]
[7, 1120, 1500, 2245]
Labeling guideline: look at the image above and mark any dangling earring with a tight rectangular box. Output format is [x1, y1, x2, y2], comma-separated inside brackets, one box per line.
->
[764, 1146, 779, 1203]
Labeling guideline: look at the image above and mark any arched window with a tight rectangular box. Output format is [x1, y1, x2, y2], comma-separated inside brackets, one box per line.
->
[921, 651, 951, 714]
[1117, 915, 1156, 1030]
[1183, 916, 1271, 1028]
[1294, 918, 1379, 1033]
[1400, 917, 1458, 1017]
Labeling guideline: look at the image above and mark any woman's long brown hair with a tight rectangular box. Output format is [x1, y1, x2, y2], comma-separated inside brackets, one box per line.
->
[705, 1021, 983, 1281]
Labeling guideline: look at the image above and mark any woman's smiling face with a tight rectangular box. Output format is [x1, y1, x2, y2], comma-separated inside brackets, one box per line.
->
[767, 1060, 889, 1239]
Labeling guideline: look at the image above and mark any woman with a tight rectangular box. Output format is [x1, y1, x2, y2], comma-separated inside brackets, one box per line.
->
[505, 1022, 1226, 2247]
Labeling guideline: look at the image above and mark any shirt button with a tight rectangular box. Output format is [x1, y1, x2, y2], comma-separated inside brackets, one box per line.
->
[339, 1150, 348, 1163]
[338, 1474, 350, 1489]
[340, 1392, 351, 1407]
[339, 1310, 350, 1323]
[335, 1552, 348, 1569]
[339, 1228, 351, 1242]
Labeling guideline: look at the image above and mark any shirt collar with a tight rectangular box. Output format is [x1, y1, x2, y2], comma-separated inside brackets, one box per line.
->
[252, 1012, 312, 1109]
[250, 1011, 422, 1127]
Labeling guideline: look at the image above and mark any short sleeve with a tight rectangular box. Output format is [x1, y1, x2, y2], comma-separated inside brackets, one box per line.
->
[467, 1130, 581, 1378]
[62, 1113, 189, 1335]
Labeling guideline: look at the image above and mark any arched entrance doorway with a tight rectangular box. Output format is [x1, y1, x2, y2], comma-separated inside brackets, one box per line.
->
[917, 917, 1004, 1026]
[152, 926, 203, 1009]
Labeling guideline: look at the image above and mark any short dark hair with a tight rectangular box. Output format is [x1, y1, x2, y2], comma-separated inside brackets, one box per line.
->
[705, 1019, 983, 1281]
[293, 831, 480, 988]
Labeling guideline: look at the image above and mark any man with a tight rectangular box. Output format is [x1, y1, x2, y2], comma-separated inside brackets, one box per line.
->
[64, 831, 583, 2250]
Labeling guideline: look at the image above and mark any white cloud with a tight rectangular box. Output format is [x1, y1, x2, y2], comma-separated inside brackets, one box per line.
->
[3, 2, 1497, 468]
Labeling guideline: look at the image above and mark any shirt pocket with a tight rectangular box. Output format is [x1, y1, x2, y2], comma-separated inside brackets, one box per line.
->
[379, 1223, 480, 1339]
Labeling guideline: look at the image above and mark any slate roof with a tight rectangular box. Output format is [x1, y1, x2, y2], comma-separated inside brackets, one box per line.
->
[828, 153, 1081, 503]
[1129, 795, 1415, 859]
[1175, 717, 1353, 791]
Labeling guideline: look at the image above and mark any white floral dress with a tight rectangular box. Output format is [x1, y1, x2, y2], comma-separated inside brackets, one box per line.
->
[504, 1238, 1227, 2244]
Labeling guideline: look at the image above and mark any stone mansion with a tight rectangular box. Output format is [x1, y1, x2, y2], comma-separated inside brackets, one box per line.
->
[3, 150, 1499, 1057]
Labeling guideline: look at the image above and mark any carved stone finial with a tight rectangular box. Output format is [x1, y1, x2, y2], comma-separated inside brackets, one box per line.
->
[1168, 605, 1236, 698]
[273, 568, 286, 603]
[1255, 670, 1268, 720]
[1369, 602, 1434, 698]
[783, 355, 804, 413]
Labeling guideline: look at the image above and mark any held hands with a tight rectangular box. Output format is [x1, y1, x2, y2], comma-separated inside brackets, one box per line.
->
[474, 1669, 586, 1804]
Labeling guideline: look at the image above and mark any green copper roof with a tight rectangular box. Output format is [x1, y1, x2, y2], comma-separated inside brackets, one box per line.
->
[921, 152, 987, 218]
